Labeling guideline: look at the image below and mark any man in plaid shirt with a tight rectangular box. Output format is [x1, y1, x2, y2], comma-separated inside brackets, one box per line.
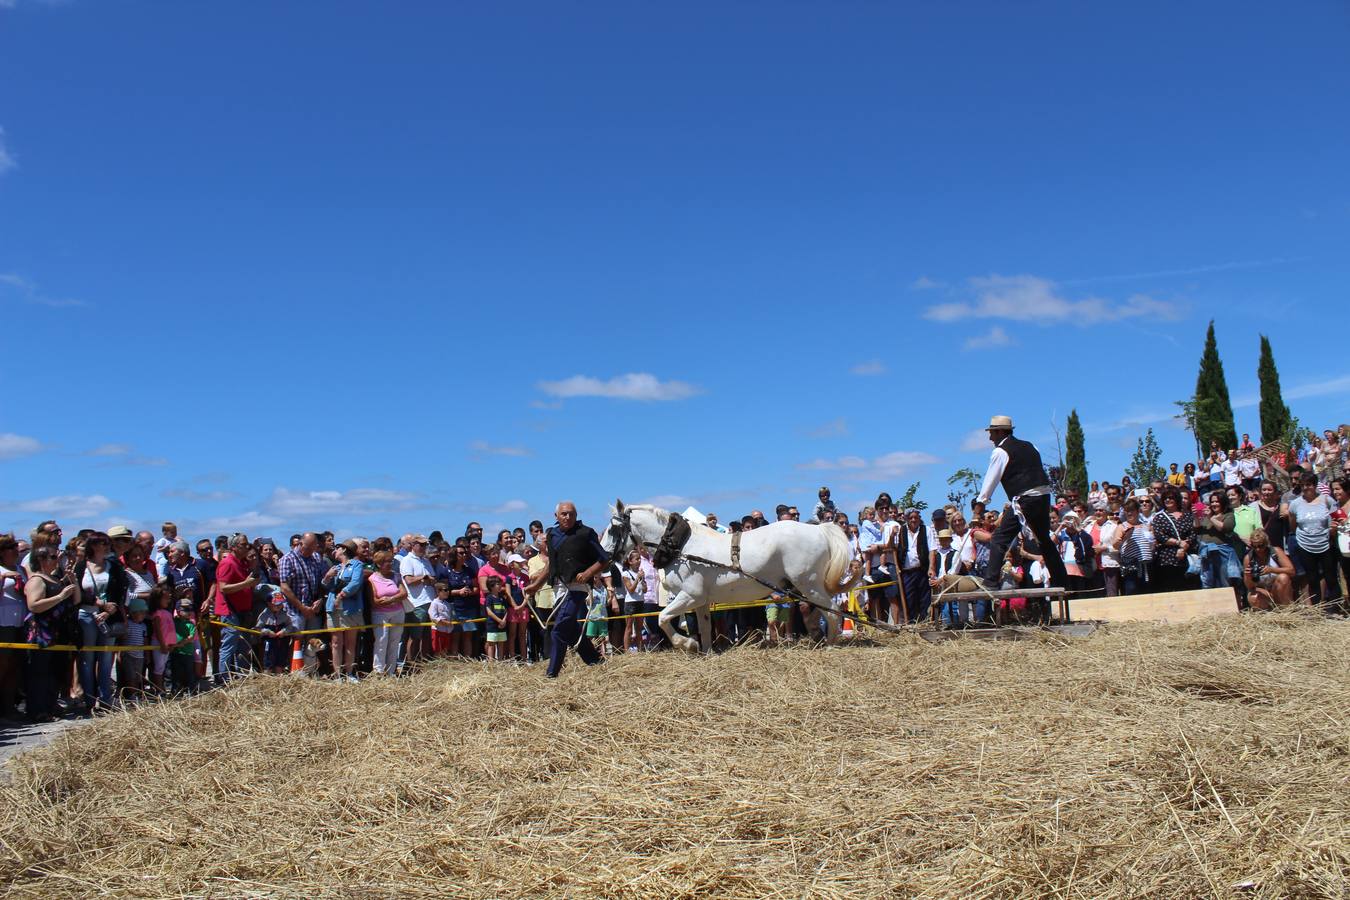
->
[278, 532, 328, 631]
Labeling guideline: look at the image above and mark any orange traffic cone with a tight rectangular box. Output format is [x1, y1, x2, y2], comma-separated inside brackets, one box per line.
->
[840, 616, 855, 639]
[290, 638, 304, 673]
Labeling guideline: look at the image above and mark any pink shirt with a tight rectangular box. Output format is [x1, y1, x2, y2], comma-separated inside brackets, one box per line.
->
[215, 553, 252, 616]
[477, 563, 507, 602]
[370, 572, 402, 607]
[151, 608, 177, 648]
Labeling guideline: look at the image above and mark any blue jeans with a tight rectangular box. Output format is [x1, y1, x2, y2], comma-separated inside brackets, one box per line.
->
[77, 607, 117, 707]
[1199, 544, 1237, 590]
[547, 590, 601, 677]
[216, 612, 250, 684]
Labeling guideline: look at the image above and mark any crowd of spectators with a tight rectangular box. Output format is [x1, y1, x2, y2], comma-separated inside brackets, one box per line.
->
[0, 427, 1346, 724]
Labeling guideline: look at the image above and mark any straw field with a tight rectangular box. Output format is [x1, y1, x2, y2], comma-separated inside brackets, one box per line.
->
[2, 611, 1348, 898]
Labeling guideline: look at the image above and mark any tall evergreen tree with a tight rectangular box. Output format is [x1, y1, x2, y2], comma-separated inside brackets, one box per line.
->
[1064, 410, 1088, 497]
[1194, 320, 1238, 453]
[1126, 428, 1165, 486]
[1257, 334, 1292, 446]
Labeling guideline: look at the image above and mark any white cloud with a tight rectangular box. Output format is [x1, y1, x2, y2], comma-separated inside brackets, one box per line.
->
[0, 128, 14, 175]
[1232, 374, 1350, 407]
[0, 432, 43, 459]
[797, 450, 939, 482]
[642, 494, 694, 509]
[161, 488, 241, 503]
[188, 511, 285, 534]
[0, 273, 85, 308]
[538, 373, 700, 402]
[849, 360, 887, 377]
[3, 494, 115, 519]
[805, 417, 849, 438]
[910, 276, 945, 290]
[960, 429, 991, 452]
[262, 487, 424, 519]
[963, 325, 1013, 351]
[470, 440, 532, 458]
[495, 499, 529, 513]
[89, 443, 132, 456]
[924, 274, 1179, 326]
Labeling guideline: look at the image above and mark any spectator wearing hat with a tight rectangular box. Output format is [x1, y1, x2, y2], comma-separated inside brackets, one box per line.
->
[976, 415, 1068, 591]
[399, 534, 437, 667]
[122, 596, 150, 700]
[930, 528, 964, 627]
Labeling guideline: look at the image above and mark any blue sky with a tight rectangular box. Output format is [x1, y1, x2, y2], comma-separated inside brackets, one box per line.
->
[2, 1, 1348, 539]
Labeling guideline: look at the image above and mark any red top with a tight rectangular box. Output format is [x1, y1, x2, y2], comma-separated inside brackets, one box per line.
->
[215, 553, 252, 616]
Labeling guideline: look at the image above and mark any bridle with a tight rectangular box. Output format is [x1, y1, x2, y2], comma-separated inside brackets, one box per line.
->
[609, 511, 637, 558]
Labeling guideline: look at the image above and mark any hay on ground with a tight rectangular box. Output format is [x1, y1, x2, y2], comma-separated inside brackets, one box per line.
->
[1, 610, 1348, 898]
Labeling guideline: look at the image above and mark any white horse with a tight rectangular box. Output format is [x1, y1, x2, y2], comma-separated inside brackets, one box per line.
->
[600, 500, 860, 652]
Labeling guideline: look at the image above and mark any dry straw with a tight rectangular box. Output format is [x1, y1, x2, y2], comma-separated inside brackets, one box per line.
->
[1, 610, 1347, 898]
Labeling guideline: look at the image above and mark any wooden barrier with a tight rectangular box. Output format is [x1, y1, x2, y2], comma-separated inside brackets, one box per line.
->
[1069, 587, 1239, 624]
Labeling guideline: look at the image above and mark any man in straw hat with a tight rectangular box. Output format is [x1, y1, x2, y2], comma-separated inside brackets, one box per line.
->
[974, 415, 1068, 591]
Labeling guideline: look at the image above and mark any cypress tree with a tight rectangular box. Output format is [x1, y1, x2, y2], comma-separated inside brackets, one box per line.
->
[1194, 321, 1238, 453]
[1064, 410, 1088, 497]
[1257, 334, 1292, 446]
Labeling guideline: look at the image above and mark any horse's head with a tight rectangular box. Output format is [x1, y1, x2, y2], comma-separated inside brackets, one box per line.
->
[601, 498, 634, 558]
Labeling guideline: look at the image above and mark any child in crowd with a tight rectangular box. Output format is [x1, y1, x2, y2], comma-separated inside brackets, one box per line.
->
[171, 598, 198, 695]
[483, 576, 509, 661]
[620, 549, 646, 654]
[429, 581, 455, 657]
[256, 591, 295, 674]
[505, 567, 530, 663]
[121, 597, 149, 702]
[585, 572, 611, 657]
[149, 586, 177, 694]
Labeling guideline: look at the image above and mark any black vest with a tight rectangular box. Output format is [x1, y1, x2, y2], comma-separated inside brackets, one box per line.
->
[898, 525, 929, 571]
[999, 435, 1049, 498]
[547, 523, 605, 585]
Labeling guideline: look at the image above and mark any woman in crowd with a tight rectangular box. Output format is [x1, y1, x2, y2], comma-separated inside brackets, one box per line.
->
[72, 532, 127, 713]
[1083, 507, 1120, 597]
[1193, 492, 1240, 593]
[1332, 476, 1350, 596]
[326, 540, 365, 681]
[23, 545, 79, 722]
[368, 550, 406, 675]
[1150, 487, 1195, 593]
[1287, 473, 1342, 609]
[1113, 499, 1153, 595]
[1087, 481, 1105, 511]
[0, 535, 27, 719]
[444, 544, 479, 658]
[1243, 529, 1295, 609]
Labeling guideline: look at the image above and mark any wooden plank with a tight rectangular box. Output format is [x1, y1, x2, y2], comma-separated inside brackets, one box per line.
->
[1069, 587, 1239, 624]
[935, 587, 1066, 600]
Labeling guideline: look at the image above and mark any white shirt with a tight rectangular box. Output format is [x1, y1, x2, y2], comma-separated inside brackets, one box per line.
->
[1222, 459, 1243, 486]
[948, 529, 977, 571]
[902, 525, 938, 570]
[976, 439, 1052, 505]
[0, 565, 24, 628]
[1095, 520, 1121, 569]
[400, 553, 437, 608]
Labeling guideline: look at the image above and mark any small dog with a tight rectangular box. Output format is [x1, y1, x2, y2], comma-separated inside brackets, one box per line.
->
[294, 638, 326, 677]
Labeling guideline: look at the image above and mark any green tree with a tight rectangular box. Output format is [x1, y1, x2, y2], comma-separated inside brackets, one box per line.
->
[945, 468, 980, 508]
[1257, 334, 1292, 446]
[896, 481, 928, 513]
[1126, 427, 1165, 486]
[1193, 321, 1238, 453]
[1174, 396, 1202, 460]
[1063, 410, 1088, 497]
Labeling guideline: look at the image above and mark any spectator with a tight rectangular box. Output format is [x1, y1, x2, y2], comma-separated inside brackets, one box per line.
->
[325, 540, 365, 681]
[1244, 529, 1295, 609]
[1287, 473, 1342, 609]
[255, 592, 295, 674]
[73, 533, 127, 714]
[21, 520, 62, 576]
[444, 544, 479, 659]
[278, 532, 326, 635]
[148, 585, 176, 694]
[1055, 512, 1092, 594]
[620, 549, 645, 654]
[1194, 492, 1241, 594]
[400, 534, 437, 666]
[1085, 507, 1121, 597]
[1238, 448, 1262, 492]
[898, 507, 936, 623]
[170, 597, 198, 695]
[369, 550, 407, 674]
[429, 582, 455, 657]
[0, 535, 26, 719]
[1115, 500, 1154, 595]
[483, 576, 510, 661]
[813, 487, 836, 524]
[1151, 488, 1195, 594]
[213, 534, 257, 684]
[1087, 481, 1106, 511]
[1166, 463, 1185, 488]
[122, 597, 149, 701]
[1333, 476, 1350, 595]
[24, 546, 79, 721]
[1229, 485, 1259, 544]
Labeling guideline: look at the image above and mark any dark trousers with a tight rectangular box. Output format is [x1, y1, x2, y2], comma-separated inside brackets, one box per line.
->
[547, 590, 601, 677]
[527, 601, 548, 661]
[901, 569, 931, 623]
[25, 648, 62, 720]
[1295, 545, 1343, 607]
[985, 494, 1068, 589]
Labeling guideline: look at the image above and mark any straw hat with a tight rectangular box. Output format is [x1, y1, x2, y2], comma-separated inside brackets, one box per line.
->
[986, 415, 1014, 431]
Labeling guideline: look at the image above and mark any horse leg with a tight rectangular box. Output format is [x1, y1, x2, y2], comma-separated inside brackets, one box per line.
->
[695, 604, 712, 654]
[658, 591, 702, 654]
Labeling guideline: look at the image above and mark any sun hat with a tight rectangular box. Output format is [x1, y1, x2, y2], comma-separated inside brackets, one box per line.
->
[987, 415, 1014, 430]
[107, 525, 133, 540]
[937, 529, 953, 539]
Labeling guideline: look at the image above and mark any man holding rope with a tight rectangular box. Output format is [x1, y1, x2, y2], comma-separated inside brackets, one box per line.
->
[525, 501, 614, 677]
[976, 415, 1068, 591]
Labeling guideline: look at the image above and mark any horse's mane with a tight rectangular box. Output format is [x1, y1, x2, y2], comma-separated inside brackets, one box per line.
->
[623, 504, 673, 527]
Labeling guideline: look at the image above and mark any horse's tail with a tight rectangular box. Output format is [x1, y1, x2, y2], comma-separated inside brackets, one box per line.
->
[819, 523, 861, 596]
